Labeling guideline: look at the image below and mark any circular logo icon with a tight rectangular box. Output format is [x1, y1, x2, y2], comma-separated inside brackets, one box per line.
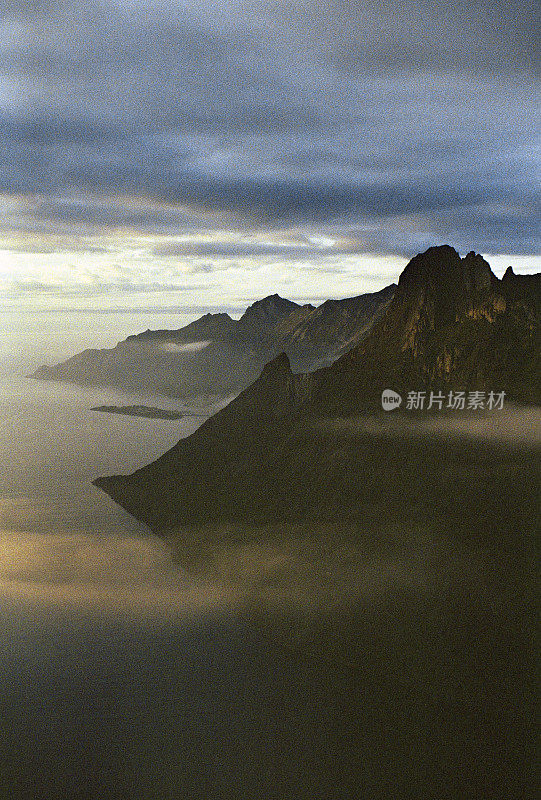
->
[381, 389, 402, 411]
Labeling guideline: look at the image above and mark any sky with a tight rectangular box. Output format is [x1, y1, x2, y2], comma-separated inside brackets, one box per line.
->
[0, 0, 539, 319]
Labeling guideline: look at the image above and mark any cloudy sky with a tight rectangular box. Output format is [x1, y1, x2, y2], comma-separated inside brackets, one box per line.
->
[0, 0, 539, 317]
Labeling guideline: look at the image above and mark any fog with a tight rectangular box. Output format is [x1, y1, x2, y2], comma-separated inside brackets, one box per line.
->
[316, 404, 541, 447]
[0, 320, 536, 798]
[0, 342, 364, 799]
[0, 532, 237, 621]
[0, 350, 239, 619]
[0, 310, 200, 372]
[160, 341, 211, 353]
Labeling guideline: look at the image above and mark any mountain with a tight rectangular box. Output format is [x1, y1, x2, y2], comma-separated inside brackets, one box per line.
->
[132, 312, 237, 342]
[238, 293, 302, 330]
[31, 287, 394, 397]
[94, 245, 538, 800]
[95, 246, 540, 530]
[276, 284, 396, 370]
[310, 245, 541, 413]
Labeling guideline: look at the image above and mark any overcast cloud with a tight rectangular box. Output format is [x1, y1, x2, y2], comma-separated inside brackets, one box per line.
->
[0, 0, 538, 311]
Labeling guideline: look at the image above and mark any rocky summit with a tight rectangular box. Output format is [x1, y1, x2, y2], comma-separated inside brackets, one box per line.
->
[310, 245, 540, 413]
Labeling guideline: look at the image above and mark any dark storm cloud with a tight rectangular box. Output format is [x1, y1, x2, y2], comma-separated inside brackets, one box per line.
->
[1, 0, 539, 257]
[274, 0, 539, 77]
[0, 189, 240, 241]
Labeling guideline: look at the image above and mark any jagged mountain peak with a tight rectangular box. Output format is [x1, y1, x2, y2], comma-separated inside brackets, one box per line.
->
[309, 246, 540, 410]
[239, 294, 301, 328]
[388, 246, 503, 341]
[397, 245, 495, 295]
[503, 266, 515, 280]
[397, 244, 459, 283]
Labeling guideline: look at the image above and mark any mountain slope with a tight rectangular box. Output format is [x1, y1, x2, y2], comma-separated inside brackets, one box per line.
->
[95, 246, 540, 530]
[310, 246, 540, 412]
[32, 288, 393, 396]
[94, 245, 538, 800]
[276, 283, 395, 369]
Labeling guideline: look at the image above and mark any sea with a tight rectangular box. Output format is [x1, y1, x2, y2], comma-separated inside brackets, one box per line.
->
[1, 308, 537, 799]
[0, 311, 352, 800]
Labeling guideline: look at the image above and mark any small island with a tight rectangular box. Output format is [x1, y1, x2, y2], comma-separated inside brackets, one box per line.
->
[91, 405, 183, 420]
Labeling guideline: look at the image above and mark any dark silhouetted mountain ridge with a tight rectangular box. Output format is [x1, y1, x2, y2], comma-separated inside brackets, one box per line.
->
[31, 286, 395, 396]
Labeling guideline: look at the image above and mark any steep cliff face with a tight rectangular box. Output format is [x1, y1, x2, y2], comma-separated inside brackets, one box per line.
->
[310, 246, 540, 412]
[393, 248, 499, 350]
[280, 283, 395, 369]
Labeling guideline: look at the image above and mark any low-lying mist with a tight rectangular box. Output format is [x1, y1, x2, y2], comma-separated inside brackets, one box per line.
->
[0, 353, 536, 798]
[0, 532, 236, 621]
[315, 404, 541, 447]
[0, 525, 373, 800]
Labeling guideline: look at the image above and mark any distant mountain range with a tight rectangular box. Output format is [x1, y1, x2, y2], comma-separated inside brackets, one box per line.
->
[95, 246, 541, 531]
[31, 285, 395, 397]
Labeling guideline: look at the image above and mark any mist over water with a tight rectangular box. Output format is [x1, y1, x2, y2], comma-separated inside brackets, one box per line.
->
[0, 320, 360, 800]
[0, 321, 246, 798]
[0, 314, 536, 798]
[0, 310, 199, 372]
